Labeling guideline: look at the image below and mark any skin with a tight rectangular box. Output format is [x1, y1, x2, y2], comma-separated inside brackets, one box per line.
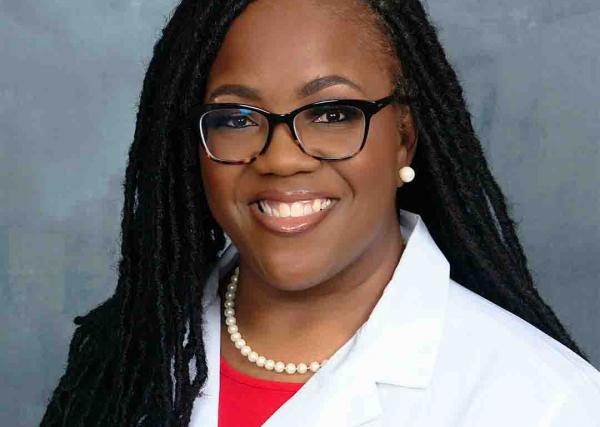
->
[200, 0, 417, 382]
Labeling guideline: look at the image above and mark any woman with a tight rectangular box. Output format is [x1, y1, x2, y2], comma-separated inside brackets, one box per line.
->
[41, 0, 600, 426]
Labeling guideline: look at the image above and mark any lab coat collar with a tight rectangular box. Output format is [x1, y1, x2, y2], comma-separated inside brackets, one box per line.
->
[196, 209, 451, 426]
[360, 209, 450, 387]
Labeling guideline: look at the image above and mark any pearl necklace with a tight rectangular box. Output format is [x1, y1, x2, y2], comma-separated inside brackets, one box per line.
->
[223, 266, 328, 375]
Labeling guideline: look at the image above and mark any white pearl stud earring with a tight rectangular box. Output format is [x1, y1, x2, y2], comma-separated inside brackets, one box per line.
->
[399, 166, 415, 183]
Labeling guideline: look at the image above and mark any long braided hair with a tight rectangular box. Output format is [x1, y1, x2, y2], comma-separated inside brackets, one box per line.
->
[41, 0, 588, 425]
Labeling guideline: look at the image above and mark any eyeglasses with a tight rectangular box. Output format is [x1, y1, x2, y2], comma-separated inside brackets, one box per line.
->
[185, 90, 410, 165]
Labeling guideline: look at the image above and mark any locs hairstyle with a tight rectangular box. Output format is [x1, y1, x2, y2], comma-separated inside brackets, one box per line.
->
[42, 0, 588, 425]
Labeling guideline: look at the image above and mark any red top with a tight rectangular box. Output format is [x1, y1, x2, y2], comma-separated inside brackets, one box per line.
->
[218, 354, 305, 427]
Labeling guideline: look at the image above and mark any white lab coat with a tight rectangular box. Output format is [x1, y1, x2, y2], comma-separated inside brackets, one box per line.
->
[188, 209, 600, 426]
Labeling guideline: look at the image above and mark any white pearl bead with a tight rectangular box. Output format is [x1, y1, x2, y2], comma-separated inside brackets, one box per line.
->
[309, 361, 320, 372]
[227, 283, 237, 292]
[256, 356, 266, 367]
[248, 351, 258, 362]
[241, 345, 252, 356]
[225, 292, 235, 301]
[285, 363, 297, 374]
[227, 325, 238, 334]
[224, 308, 235, 317]
[225, 316, 236, 326]
[224, 300, 234, 309]
[234, 339, 246, 349]
[264, 359, 275, 371]
[230, 332, 241, 341]
[274, 362, 285, 373]
[297, 363, 308, 374]
[231, 275, 238, 283]
[399, 166, 415, 183]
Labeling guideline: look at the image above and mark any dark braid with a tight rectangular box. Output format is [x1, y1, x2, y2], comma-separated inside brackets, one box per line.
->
[41, 0, 588, 425]
[368, 0, 586, 355]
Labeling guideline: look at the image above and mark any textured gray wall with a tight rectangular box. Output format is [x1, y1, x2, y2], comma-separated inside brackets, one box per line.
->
[1, 1, 598, 425]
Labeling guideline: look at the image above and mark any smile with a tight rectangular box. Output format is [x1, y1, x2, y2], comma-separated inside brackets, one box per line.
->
[249, 197, 338, 235]
[256, 198, 335, 218]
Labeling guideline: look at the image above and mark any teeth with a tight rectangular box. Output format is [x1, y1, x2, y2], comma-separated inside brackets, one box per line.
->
[279, 202, 291, 218]
[290, 202, 304, 218]
[257, 198, 335, 218]
[264, 202, 273, 216]
[312, 199, 321, 212]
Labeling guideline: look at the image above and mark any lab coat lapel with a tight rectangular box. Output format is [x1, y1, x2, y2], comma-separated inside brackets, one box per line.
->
[262, 334, 383, 427]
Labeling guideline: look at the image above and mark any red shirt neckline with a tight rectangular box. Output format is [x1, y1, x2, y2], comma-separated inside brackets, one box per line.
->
[219, 354, 305, 392]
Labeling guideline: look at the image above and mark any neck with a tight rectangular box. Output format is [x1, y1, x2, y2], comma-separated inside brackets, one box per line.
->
[220, 218, 404, 380]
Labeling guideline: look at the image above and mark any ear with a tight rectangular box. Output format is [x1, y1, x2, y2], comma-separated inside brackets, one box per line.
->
[394, 104, 418, 188]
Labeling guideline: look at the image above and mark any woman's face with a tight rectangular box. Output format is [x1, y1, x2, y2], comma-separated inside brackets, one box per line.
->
[200, 0, 416, 290]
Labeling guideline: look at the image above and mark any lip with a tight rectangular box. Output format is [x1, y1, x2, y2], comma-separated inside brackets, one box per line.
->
[249, 199, 337, 236]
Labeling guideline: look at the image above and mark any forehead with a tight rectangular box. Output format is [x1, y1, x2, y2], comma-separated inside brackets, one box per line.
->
[205, 0, 395, 102]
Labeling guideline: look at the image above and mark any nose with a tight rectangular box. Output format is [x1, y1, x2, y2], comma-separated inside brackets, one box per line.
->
[251, 121, 321, 176]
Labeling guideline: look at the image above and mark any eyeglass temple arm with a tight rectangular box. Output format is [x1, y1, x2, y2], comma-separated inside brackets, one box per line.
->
[374, 85, 412, 109]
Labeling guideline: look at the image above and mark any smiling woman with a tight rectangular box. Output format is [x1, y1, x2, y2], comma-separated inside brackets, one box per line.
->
[41, 1, 600, 426]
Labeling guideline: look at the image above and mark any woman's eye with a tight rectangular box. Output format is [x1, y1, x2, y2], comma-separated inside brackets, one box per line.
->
[313, 109, 347, 123]
[224, 115, 257, 128]
[310, 106, 361, 124]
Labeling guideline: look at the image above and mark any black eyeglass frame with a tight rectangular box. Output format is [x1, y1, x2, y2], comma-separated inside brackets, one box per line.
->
[185, 91, 411, 165]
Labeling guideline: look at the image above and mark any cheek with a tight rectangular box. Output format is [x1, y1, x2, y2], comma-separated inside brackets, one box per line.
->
[200, 156, 238, 229]
[346, 117, 399, 203]
[326, 118, 400, 263]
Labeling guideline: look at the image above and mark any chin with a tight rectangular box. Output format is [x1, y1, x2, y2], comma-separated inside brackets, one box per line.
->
[253, 252, 335, 292]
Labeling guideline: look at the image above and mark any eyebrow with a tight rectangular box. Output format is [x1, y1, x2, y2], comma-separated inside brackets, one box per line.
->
[206, 74, 363, 103]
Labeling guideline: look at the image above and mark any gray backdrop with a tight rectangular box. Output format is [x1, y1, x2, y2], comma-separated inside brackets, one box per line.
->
[1, 0, 598, 425]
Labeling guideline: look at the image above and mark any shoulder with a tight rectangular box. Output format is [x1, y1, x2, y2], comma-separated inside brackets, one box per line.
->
[432, 279, 600, 423]
[444, 279, 598, 377]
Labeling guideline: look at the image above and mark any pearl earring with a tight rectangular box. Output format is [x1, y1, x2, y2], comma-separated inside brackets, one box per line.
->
[398, 166, 415, 183]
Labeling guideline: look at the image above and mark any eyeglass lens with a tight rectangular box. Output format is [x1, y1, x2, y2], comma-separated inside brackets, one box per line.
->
[200, 104, 366, 162]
